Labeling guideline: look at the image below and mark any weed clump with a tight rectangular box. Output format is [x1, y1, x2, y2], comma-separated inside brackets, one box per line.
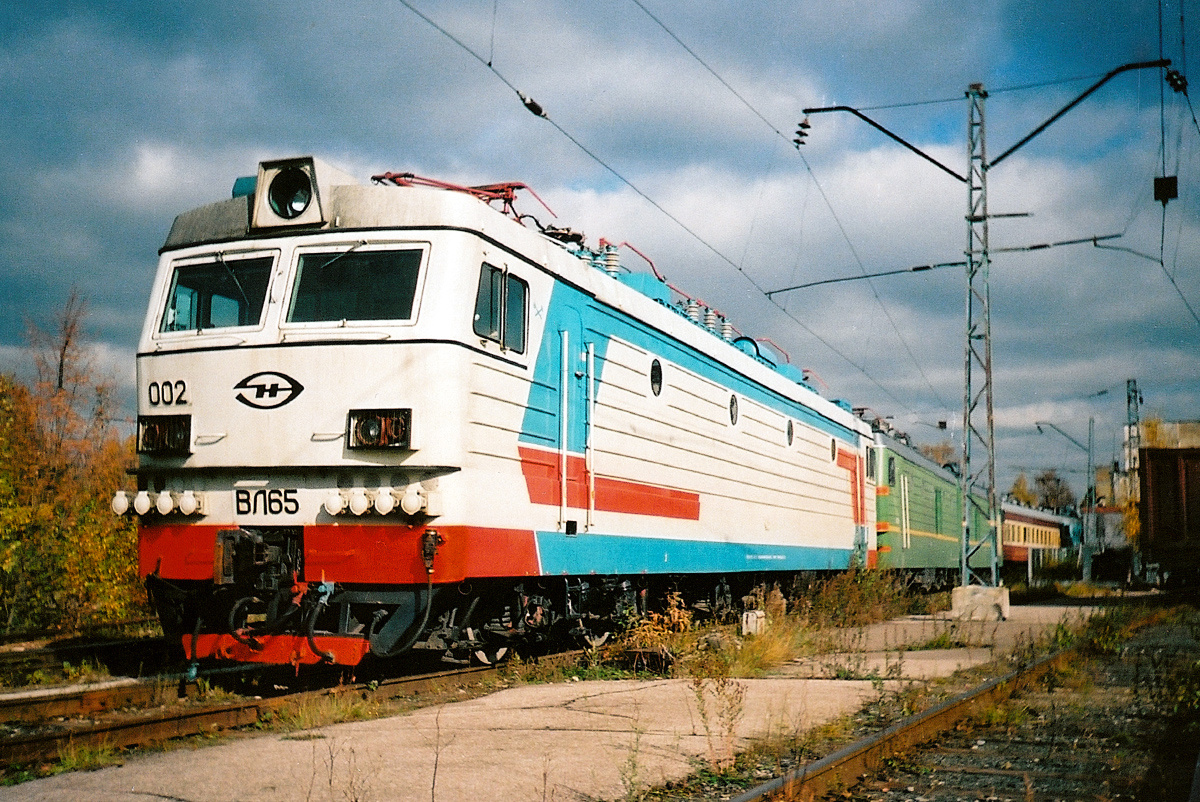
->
[792, 569, 915, 629]
[682, 643, 746, 774]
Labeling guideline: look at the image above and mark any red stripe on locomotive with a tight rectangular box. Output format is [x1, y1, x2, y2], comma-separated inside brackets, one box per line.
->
[518, 445, 700, 520]
[141, 523, 541, 584]
[188, 633, 371, 666]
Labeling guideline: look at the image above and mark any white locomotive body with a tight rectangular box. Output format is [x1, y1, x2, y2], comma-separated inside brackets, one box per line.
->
[124, 157, 875, 665]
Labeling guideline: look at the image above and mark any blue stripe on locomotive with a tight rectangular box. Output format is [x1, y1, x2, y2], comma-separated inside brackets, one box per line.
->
[519, 279, 861, 452]
[534, 531, 853, 575]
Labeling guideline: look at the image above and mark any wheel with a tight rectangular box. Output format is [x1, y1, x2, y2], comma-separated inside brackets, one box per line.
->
[577, 619, 612, 649]
[465, 627, 510, 665]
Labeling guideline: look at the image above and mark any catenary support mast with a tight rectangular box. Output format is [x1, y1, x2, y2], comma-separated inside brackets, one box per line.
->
[802, 61, 1168, 589]
[961, 84, 1000, 586]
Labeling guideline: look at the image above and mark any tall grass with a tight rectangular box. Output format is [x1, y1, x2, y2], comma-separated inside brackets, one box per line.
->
[792, 569, 915, 629]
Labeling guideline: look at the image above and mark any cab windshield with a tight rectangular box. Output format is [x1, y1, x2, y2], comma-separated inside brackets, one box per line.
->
[159, 256, 273, 333]
[287, 249, 423, 323]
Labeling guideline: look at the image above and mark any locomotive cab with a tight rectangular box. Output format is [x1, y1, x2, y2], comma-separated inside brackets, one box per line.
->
[127, 156, 541, 665]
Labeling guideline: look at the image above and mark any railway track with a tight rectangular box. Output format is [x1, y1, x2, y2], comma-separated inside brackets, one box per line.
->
[730, 611, 1200, 802]
[0, 650, 585, 766]
[0, 635, 173, 686]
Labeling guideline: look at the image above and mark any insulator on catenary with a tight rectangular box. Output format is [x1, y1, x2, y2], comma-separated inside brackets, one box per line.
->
[518, 92, 546, 118]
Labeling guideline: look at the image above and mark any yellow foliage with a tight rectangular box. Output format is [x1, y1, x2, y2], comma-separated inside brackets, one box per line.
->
[0, 293, 148, 634]
[1123, 499, 1141, 550]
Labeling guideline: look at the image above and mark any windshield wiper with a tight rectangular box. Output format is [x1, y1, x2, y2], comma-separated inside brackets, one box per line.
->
[315, 240, 368, 271]
[216, 252, 252, 324]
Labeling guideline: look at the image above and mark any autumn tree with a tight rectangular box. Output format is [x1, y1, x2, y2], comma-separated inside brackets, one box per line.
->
[917, 440, 958, 470]
[1034, 469, 1075, 512]
[0, 291, 147, 632]
[1008, 472, 1037, 506]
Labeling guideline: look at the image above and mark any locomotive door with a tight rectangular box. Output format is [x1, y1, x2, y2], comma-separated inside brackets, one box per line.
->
[556, 308, 590, 535]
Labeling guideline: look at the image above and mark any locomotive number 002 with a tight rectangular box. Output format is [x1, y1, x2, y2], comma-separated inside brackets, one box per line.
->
[235, 488, 300, 516]
[147, 380, 188, 406]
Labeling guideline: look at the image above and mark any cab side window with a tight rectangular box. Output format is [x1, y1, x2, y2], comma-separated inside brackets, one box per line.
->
[473, 263, 527, 353]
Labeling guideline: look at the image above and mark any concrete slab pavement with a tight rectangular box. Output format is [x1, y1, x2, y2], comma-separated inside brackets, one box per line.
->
[0, 605, 1090, 802]
[0, 677, 879, 802]
[785, 604, 1093, 680]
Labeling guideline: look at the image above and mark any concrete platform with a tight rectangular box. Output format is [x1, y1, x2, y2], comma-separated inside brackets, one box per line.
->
[0, 605, 1089, 802]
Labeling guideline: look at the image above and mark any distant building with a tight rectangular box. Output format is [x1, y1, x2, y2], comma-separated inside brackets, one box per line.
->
[1092, 463, 1129, 553]
[1142, 420, 1200, 449]
[1139, 422, 1200, 580]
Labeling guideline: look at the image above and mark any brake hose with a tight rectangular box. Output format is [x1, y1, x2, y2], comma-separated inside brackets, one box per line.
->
[306, 583, 337, 663]
[227, 596, 263, 649]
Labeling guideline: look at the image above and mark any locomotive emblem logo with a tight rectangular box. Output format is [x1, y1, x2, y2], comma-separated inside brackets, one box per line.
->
[233, 371, 305, 409]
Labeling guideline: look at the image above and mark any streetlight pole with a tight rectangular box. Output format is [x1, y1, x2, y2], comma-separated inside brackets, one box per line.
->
[1035, 419, 1097, 580]
[802, 59, 1168, 589]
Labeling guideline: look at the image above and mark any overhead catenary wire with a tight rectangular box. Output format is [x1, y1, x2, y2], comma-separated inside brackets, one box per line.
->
[766, 261, 964, 296]
[393, 0, 926, 408]
[392, 0, 914, 410]
[1171, 0, 1198, 319]
[487, 0, 499, 66]
[857, 70, 1120, 111]
[1094, 239, 1200, 326]
[627, 0, 952, 414]
[1151, 0, 1200, 328]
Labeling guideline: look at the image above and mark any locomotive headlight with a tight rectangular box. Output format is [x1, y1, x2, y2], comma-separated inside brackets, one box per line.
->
[133, 490, 152, 516]
[323, 491, 346, 516]
[348, 488, 370, 516]
[347, 409, 412, 449]
[250, 156, 356, 229]
[137, 414, 192, 456]
[359, 416, 382, 443]
[267, 166, 313, 220]
[177, 490, 199, 516]
[374, 486, 397, 515]
[111, 491, 130, 515]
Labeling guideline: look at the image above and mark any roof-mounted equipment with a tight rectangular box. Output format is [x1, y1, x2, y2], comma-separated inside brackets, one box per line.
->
[250, 156, 357, 230]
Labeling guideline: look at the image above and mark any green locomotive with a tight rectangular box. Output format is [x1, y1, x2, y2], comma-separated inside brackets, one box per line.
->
[870, 428, 997, 587]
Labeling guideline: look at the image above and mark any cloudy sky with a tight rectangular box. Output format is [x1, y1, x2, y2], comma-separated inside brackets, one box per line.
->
[2, 0, 1198, 499]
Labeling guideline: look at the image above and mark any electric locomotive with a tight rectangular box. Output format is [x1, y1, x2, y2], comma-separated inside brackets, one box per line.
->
[114, 156, 877, 667]
[869, 425, 996, 587]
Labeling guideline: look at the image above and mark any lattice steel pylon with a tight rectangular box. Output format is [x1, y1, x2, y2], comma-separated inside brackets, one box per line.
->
[960, 84, 1001, 587]
[1125, 378, 1141, 503]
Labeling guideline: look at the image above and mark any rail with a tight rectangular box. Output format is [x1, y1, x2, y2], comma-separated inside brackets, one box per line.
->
[0, 650, 586, 765]
[731, 648, 1074, 802]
